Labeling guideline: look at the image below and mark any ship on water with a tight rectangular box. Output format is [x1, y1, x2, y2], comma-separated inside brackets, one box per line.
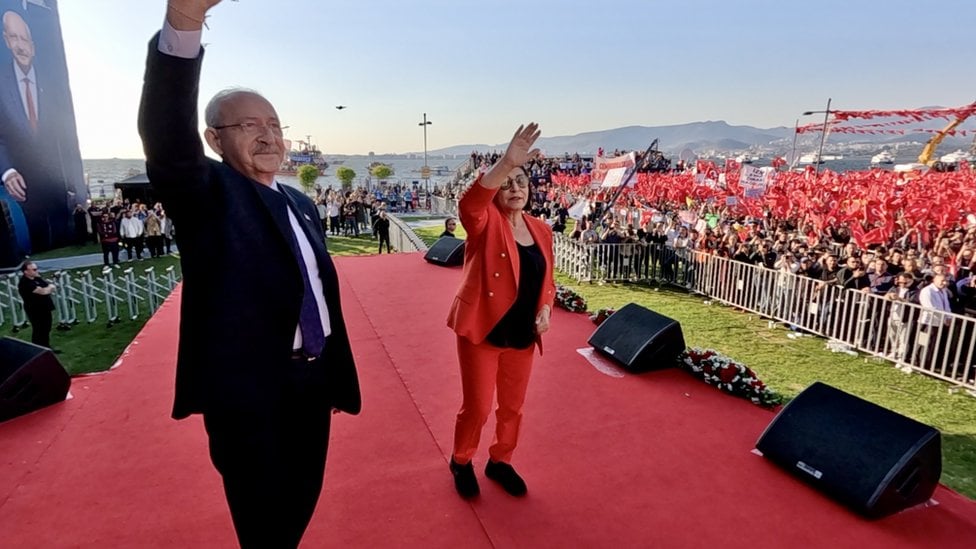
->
[278, 138, 329, 176]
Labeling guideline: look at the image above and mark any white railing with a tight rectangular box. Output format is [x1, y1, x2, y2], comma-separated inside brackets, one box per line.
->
[552, 234, 976, 392]
[1, 266, 179, 329]
[553, 234, 692, 285]
[387, 215, 427, 253]
[430, 196, 459, 217]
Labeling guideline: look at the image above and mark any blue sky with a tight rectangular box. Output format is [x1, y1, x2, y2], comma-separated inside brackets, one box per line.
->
[58, 0, 976, 158]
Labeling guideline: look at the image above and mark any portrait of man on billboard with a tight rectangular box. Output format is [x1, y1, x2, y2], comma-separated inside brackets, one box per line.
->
[0, 0, 87, 268]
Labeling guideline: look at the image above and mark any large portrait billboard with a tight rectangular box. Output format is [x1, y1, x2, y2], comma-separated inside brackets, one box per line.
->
[0, 0, 86, 269]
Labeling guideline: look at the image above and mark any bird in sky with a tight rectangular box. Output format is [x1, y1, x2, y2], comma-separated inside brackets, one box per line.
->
[336, 105, 347, 110]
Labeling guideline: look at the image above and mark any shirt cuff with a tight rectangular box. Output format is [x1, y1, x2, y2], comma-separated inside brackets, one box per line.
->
[158, 19, 202, 59]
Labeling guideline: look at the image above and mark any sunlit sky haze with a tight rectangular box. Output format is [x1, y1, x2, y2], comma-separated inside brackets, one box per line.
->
[57, 0, 976, 158]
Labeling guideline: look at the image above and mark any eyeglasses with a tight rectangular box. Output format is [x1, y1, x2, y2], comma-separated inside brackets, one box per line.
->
[212, 121, 288, 136]
[501, 174, 530, 190]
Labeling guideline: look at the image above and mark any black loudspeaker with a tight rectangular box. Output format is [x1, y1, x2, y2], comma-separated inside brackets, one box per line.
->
[587, 303, 685, 371]
[424, 236, 465, 267]
[756, 382, 941, 519]
[0, 337, 71, 423]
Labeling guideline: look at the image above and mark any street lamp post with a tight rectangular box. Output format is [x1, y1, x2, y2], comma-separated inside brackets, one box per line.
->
[419, 113, 432, 192]
[802, 97, 832, 176]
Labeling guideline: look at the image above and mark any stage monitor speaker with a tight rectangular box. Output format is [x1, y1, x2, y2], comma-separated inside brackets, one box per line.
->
[756, 382, 941, 519]
[0, 337, 71, 423]
[587, 302, 684, 371]
[424, 236, 465, 267]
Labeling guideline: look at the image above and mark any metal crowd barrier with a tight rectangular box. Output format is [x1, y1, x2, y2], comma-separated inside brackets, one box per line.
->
[387, 214, 427, 253]
[552, 234, 976, 391]
[1, 265, 180, 329]
[553, 234, 693, 286]
[430, 196, 459, 216]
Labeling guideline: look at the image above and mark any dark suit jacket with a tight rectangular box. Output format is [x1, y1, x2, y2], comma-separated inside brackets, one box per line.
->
[0, 57, 86, 250]
[137, 34, 361, 419]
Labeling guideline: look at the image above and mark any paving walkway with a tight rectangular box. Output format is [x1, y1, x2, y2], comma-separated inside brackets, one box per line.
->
[34, 249, 180, 273]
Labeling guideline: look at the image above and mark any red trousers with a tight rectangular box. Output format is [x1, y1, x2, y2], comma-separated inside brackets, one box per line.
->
[452, 335, 535, 464]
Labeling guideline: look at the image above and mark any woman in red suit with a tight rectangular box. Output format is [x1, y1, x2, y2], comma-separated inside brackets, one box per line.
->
[446, 123, 556, 498]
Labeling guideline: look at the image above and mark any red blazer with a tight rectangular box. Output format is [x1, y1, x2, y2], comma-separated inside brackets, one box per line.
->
[446, 175, 556, 349]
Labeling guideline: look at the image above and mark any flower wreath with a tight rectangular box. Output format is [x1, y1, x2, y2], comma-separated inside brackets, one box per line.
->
[555, 284, 587, 313]
[678, 348, 783, 408]
[589, 308, 616, 325]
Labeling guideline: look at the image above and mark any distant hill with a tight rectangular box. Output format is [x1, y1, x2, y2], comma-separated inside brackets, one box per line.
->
[428, 118, 976, 157]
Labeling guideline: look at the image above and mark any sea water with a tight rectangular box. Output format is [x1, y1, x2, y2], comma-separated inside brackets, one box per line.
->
[82, 154, 471, 200]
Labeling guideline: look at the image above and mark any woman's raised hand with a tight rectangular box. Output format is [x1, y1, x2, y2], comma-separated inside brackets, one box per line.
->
[502, 123, 542, 170]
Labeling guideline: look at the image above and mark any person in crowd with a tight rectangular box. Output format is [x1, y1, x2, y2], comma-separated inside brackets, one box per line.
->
[580, 220, 599, 244]
[316, 198, 328, 233]
[958, 271, 976, 314]
[440, 217, 458, 238]
[446, 123, 555, 499]
[119, 209, 145, 260]
[160, 209, 175, 254]
[17, 261, 56, 349]
[869, 258, 895, 294]
[327, 193, 341, 236]
[96, 211, 120, 267]
[373, 210, 391, 253]
[342, 196, 358, 236]
[87, 201, 104, 244]
[917, 273, 953, 370]
[885, 272, 917, 361]
[73, 204, 89, 246]
[839, 255, 870, 290]
[144, 210, 164, 258]
[138, 2, 361, 546]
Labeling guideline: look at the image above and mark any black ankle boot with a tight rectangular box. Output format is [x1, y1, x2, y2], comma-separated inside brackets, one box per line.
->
[449, 458, 480, 498]
[485, 460, 527, 496]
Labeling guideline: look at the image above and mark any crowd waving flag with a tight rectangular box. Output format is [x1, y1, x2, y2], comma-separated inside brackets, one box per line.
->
[552, 165, 976, 248]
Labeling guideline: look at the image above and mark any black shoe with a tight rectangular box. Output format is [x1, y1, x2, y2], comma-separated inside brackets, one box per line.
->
[485, 460, 527, 496]
[449, 459, 479, 499]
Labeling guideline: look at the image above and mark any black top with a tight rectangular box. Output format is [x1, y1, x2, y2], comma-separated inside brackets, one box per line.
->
[486, 242, 546, 349]
[439, 230, 455, 238]
[18, 275, 54, 314]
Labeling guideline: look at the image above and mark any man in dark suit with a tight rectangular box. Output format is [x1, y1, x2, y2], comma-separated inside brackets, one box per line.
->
[137, 1, 361, 547]
[0, 8, 87, 253]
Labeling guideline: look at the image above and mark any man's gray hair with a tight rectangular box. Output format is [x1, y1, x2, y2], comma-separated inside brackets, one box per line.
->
[204, 87, 265, 127]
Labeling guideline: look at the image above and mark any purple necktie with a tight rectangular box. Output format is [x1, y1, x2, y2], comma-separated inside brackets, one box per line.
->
[280, 189, 326, 357]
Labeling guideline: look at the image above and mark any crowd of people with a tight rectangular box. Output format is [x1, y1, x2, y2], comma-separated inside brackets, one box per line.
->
[74, 198, 175, 268]
[461, 150, 976, 319]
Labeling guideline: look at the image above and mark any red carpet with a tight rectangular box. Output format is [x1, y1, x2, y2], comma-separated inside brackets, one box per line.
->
[2, 251, 975, 548]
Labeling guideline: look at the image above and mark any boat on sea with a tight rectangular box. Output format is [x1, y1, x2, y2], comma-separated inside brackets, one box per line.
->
[734, 153, 755, 164]
[414, 165, 453, 176]
[798, 152, 825, 164]
[871, 150, 895, 165]
[939, 149, 974, 164]
[277, 144, 328, 176]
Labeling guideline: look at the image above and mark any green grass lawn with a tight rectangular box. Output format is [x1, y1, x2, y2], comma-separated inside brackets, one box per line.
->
[554, 275, 976, 499]
[325, 233, 387, 256]
[8, 254, 182, 375]
[414, 224, 467, 246]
